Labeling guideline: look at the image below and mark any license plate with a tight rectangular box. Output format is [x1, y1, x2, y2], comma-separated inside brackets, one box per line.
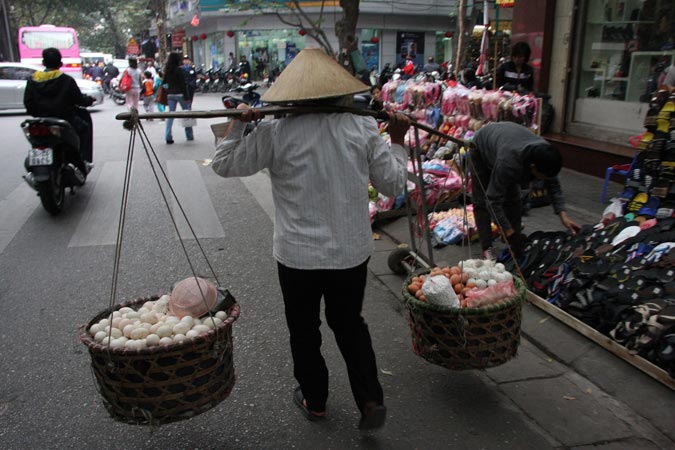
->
[28, 148, 53, 166]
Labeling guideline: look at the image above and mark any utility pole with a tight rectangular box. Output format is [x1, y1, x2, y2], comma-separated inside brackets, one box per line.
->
[155, 0, 167, 65]
[1, 0, 15, 61]
[455, 0, 466, 74]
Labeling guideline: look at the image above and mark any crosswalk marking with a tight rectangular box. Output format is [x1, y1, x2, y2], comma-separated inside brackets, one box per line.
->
[0, 182, 38, 254]
[168, 160, 225, 239]
[69, 161, 127, 247]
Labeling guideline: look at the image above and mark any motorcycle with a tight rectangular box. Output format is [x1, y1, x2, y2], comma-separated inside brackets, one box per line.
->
[109, 77, 126, 105]
[222, 82, 262, 109]
[20, 108, 92, 215]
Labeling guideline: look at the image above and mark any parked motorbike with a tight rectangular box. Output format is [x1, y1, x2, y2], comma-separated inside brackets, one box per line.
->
[222, 82, 262, 109]
[109, 77, 126, 105]
[20, 108, 93, 215]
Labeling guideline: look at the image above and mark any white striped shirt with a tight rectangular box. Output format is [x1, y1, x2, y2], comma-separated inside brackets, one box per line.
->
[212, 113, 408, 269]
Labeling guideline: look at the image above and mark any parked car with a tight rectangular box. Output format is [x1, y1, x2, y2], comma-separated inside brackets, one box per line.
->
[0, 62, 104, 111]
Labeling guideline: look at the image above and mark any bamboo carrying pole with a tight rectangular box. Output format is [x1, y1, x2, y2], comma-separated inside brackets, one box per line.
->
[115, 106, 467, 147]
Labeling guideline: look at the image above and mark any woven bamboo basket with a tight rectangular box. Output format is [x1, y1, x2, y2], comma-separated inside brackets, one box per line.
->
[80, 294, 240, 426]
[402, 272, 525, 370]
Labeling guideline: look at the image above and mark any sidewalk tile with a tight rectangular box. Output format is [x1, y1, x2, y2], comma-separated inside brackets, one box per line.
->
[485, 339, 568, 384]
[500, 376, 633, 447]
[570, 437, 662, 450]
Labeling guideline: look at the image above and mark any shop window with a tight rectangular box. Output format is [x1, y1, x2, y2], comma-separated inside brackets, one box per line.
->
[236, 30, 305, 80]
[577, 0, 674, 103]
[360, 29, 380, 73]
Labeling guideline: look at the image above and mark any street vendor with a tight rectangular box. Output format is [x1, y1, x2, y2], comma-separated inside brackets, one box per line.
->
[470, 121, 581, 260]
[496, 41, 535, 93]
[211, 48, 411, 430]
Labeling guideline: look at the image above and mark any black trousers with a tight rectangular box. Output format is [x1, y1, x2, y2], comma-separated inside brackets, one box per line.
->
[470, 148, 522, 251]
[277, 259, 383, 413]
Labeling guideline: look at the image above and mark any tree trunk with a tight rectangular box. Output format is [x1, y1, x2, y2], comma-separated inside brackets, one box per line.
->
[155, 0, 167, 64]
[455, 0, 466, 75]
[335, 0, 360, 74]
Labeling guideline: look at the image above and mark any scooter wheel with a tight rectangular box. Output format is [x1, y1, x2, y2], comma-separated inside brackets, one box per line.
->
[36, 173, 65, 215]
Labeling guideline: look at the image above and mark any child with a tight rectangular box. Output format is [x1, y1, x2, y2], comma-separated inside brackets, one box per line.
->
[141, 70, 155, 119]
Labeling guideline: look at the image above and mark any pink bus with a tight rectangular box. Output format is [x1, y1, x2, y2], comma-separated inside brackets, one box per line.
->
[18, 25, 82, 78]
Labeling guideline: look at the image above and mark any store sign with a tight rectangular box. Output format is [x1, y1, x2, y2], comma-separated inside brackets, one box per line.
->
[496, 0, 515, 7]
[127, 38, 140, 55]
[172, 29, 186, 48]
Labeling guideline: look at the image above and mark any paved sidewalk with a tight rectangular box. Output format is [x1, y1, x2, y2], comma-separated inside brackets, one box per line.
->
[370, 168, 675, 450]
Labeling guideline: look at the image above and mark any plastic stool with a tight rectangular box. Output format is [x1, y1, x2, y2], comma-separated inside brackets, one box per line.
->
[600, 153, 638, 203]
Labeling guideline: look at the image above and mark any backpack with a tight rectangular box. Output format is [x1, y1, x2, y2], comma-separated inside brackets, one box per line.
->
[119, 70, 132, 92]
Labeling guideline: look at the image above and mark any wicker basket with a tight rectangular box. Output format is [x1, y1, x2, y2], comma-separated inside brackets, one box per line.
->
[80, 294, 240, 426]
[402, 272, 525, 370]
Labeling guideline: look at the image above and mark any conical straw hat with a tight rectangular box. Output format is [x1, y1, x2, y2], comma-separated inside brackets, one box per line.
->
[261, 48, 368, 103]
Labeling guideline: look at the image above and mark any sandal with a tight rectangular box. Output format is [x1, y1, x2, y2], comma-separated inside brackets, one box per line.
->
[293, 387, 326, 421]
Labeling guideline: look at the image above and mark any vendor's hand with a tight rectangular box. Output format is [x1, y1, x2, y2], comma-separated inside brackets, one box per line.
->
[387, 112, 411, 146]
[236, 103, 262, 122]
[506, 232, 527, 259]
[559, 211, 581, 235]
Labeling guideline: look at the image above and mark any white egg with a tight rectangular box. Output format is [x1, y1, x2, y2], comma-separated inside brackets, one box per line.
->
[180, 316, 194, 327]
[143, 301, 155, 310]
[94, 331, 107, 342]
[125, 311, 140, 320]
[165, 316, 180, 325]
[103, 325, 111, 333]
[89, 324, 101, 336]
[100, 336, 113, 346]
[98, 318, 110, 329]
[215, 311, 228, 321]
[158, 294, 170, 305]
[124, 339, 137, 349]
[118, 318, 133, 330]
[153, 303, 169, 314]
[131, 328, 150, 340]
[473, 259, 484, 268]
[173, 322, 190, 336]
[140, 313, 158, 325]
[140, 322, 153, 331]
[156, 324, 173, 338]
[500, 272, 513, 282]
[192, 318, 202, 326]
[186, 329, 200, 339]
[487, 279, 497, 286]
[478, 270, 490, 281]
[111, 317, 123, 329]
[483, 259, 495, 268]
[159, 337, 173, 346]
[146, 334, 160, 347]
[119, 307, 134, 315]
[109, 338, 126, 350]
[467, 278, 477, 286]
[123, 324, 136, 338]
[203, 317, 221, 329]
[109, 328, 123, 339]
[193, 324, 210, 334]
[173, 334, 187, 344]
[494, 263, 506, 272]
[112, 311, 122, 318]
[475, 279, 488, 289]
[149, 323, 161, 334]
[116, 336, 128, 345]
[137, 307, 150, 316]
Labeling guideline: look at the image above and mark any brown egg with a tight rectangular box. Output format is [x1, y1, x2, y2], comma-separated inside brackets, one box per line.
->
[407, 282, 421, 294]
[449, 274, 461, 285]
[453, 283, 464, 294]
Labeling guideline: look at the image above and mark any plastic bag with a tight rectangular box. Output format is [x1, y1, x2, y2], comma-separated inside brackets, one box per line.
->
[464, 280, 517, 308]
[421, 275, 460, 308]
[119, 70, 132, 92]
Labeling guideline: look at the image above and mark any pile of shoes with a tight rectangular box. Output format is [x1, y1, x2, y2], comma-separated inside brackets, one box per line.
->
[623, 90, 675, 213]
[500, 216, 675, 378]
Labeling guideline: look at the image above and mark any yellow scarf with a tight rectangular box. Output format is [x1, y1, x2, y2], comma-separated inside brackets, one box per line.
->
[32, 69, 63, 82]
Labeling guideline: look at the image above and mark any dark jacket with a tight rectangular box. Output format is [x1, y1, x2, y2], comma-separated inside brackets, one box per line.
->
[471, 122, 565, 231]
[496, 60, 534, 92]
[163, 66, 189, 99]
[24, 70, 93, 125]
[103, 63, 119, 82]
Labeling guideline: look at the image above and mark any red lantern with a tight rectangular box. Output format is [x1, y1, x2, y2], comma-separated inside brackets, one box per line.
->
[191, 35, 198, 41]
[370, 36, 379, 44]
[227, 30, 234, 38]
[200, 33, 207, 40]
[298, 29, 307, 36]
[444, 31, 454, 38]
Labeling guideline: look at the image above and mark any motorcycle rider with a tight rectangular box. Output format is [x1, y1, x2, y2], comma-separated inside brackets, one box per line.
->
[24, 47, 95, 178]
[182, 55, 197, 102]
[103, 61, 120, 95]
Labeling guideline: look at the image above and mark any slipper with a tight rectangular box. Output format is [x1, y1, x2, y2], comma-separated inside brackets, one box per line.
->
[358, 403, 387, 431]
[293, 387, 325, 421]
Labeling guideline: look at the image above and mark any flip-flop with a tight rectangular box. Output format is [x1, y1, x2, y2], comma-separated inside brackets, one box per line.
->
[358, 403, 387, 431]
[293, 387, 326, 421]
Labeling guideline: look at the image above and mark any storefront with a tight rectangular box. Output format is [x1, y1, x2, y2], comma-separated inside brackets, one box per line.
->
[568, 0, 675, 141]
[236, 29, 307, 77]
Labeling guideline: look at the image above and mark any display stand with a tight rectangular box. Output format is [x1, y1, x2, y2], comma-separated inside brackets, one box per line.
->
[527, 290, 674, 390]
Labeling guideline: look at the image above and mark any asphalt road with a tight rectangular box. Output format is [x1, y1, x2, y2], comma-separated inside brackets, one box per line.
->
[0, 94, 575, 450]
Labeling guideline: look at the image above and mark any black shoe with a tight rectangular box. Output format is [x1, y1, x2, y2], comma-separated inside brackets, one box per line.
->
[358, 402, 386, 430]
[166, 139, 174, 144]
[84, 161, 94, 174]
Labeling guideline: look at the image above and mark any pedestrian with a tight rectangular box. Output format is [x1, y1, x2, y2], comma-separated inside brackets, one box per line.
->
[163, 52, 193, 143]
[402, 55, 415, 79]
[227, 52, 235, 70]
[211, 48, 411, 431]
[469, 121, 581, 260]
[141, 70, 155, 119]
[182, 55, 197, 102]
[369, 85, 383, 111]
[496, 41, 534, 93]
[153, 70, 166, 117]
[422, 56, 440, 73]
[124, 58, 143, 110]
